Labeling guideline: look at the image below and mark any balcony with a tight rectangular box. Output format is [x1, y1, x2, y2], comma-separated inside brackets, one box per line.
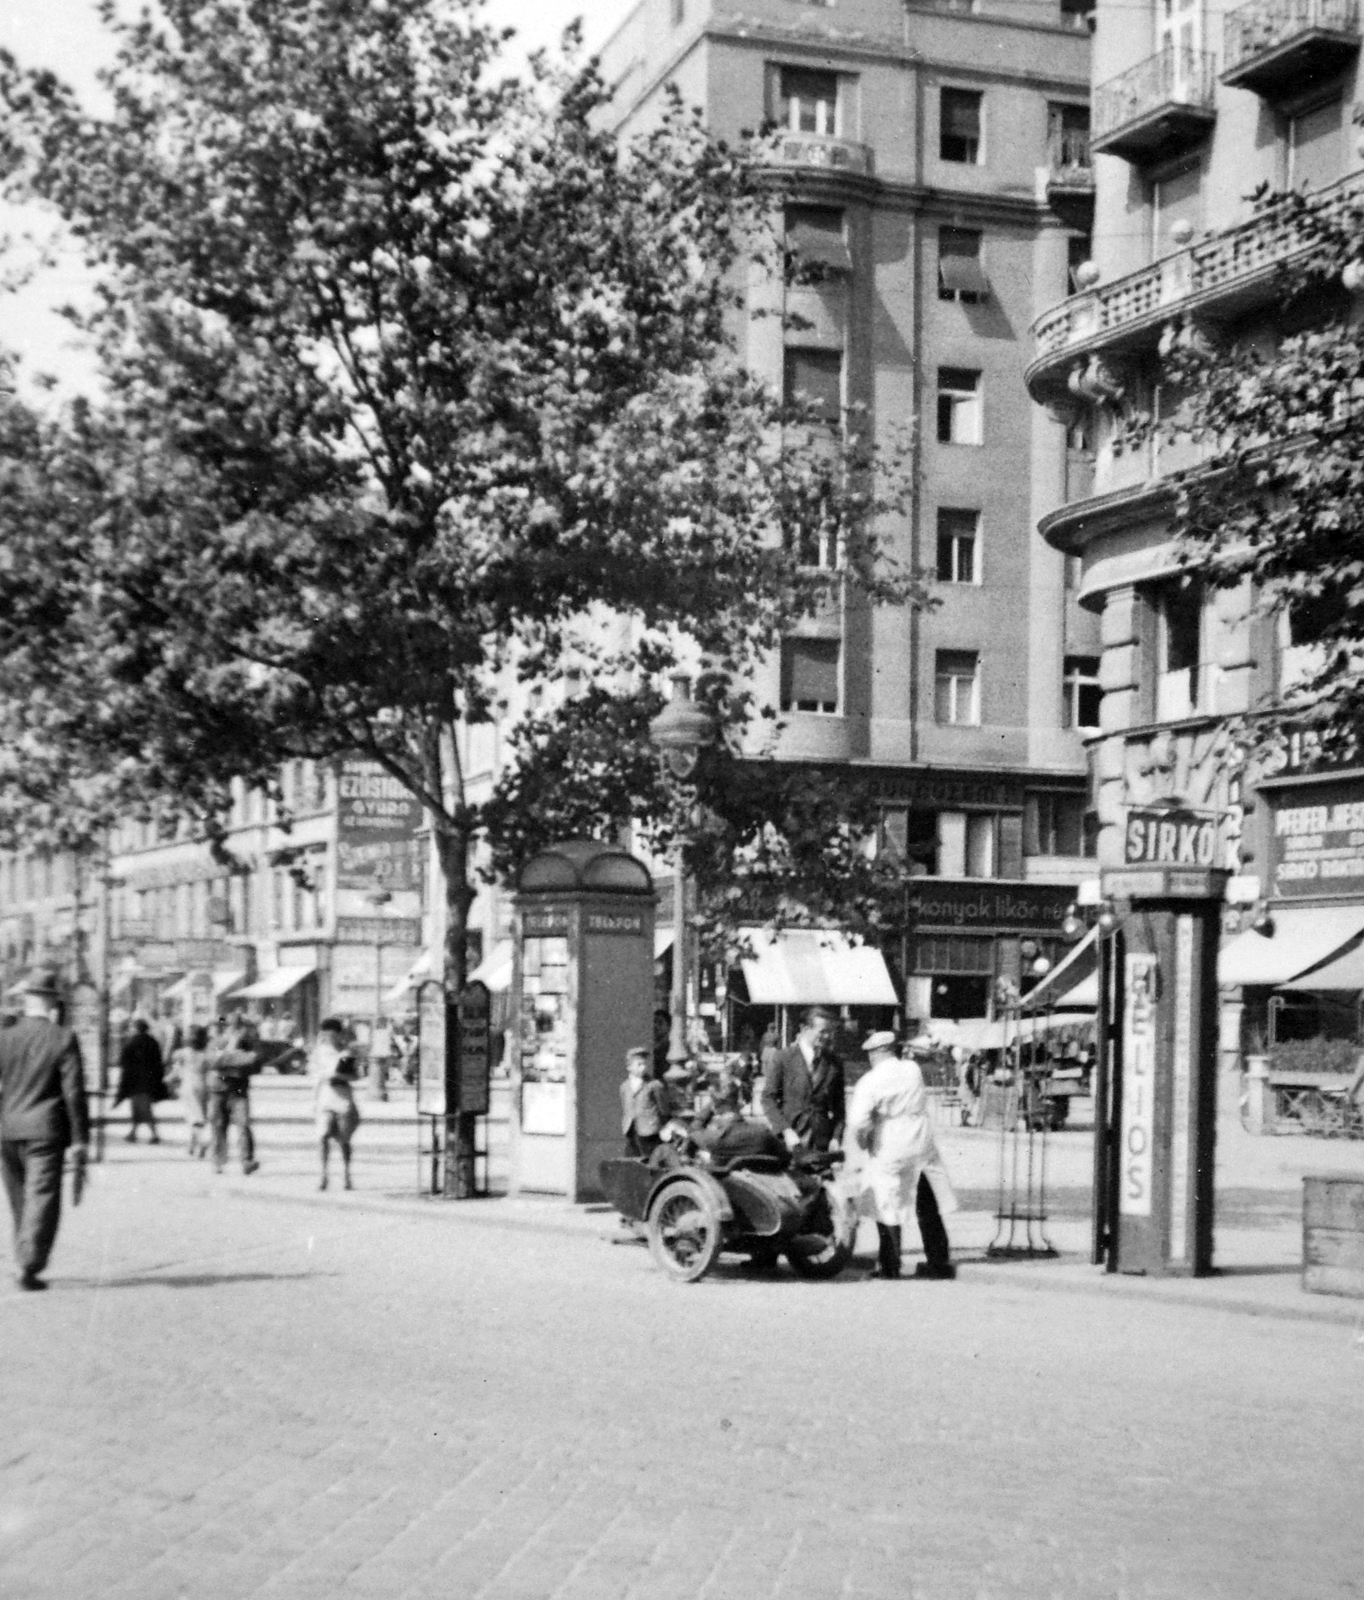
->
[1222, 0, 1360, 98]
[1046, 129, 1095, 229]
[1092, 48, 1217, 163]
[756, 132, 874, 181]
[1026, 168, 1364, 404]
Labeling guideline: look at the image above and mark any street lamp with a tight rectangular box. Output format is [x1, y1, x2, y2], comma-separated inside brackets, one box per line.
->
[648, 672, 715, 1067]
[365, 887, 392, 1101]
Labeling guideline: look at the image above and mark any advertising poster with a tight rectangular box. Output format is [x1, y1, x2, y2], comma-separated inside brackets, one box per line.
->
[335, 758, 425, 894]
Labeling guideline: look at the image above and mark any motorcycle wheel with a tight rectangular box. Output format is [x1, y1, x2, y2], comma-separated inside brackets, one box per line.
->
[785, 1184, 854, 1280]
[646, 1179, 724, 1283]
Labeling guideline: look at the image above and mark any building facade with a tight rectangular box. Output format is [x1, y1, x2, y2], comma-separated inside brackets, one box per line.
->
[1025, 0, 1364, 1054]
[599, 0, 1099, 1020]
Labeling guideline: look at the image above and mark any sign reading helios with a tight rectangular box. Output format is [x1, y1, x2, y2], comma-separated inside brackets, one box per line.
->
[1119, 952, 1158, 1218]
[336, 758, 424, 893]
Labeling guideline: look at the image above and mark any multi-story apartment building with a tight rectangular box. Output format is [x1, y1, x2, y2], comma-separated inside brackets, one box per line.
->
[1025, 0, 1364, 1053]
[598, 0, 1098, 1022]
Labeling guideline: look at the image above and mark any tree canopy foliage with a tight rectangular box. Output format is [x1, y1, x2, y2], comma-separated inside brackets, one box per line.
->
[0, 0, 920, 964]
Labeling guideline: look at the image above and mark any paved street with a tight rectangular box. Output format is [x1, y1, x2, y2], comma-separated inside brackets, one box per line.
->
[3, 1090, 1363, 1600]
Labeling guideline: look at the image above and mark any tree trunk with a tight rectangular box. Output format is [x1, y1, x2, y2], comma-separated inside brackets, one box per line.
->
[434, 821, 478, 1198]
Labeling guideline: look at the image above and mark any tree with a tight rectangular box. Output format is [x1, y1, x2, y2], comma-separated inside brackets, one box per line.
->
[1160, 183, 1364, 764]
[0, 0, 919, 1183]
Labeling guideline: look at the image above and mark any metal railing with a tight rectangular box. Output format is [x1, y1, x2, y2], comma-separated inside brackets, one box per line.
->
[757, 132, 873, 178]
[1030, 167, 1364, 368]
[1094, 47, 1217, 144]
[1224, 0, 1360, 75]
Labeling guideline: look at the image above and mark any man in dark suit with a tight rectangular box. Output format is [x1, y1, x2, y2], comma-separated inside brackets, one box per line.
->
[0, 969, 89, 1291]
[761, 1006, 845, 1153]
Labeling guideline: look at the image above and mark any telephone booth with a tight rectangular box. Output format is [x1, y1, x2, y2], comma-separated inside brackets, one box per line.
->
[511, 841, 656, 1201]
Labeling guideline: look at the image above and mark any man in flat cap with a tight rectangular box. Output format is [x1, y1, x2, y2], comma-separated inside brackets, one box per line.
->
[847, 1031, 957, 1280]
[0, 969, 89, 1290]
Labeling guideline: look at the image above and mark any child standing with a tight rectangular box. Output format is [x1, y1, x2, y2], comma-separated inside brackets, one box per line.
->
[311, 1017, 361, 1191]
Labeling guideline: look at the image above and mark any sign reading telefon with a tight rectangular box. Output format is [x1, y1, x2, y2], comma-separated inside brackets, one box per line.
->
[335, 758, 424, 894]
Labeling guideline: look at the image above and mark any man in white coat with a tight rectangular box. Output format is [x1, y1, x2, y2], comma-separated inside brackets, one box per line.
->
[848, 1031, 957, 1280]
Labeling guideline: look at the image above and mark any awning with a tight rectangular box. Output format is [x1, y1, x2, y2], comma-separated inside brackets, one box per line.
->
[939, 251, 990, 298]
[1021, 927, 1098, 1013]
[231, 964, 317, 1001]
[214, 969, 246, 998]
[926, 1017, 1006, 1051]
[654, 929, 674, 959]
[159, 974, 192, 1002]
[1014, 1009, 1096, 1039]
[1219, 905, 1364, 987]
[787, 216, 852, 274]
[740, 928, 898, 1007]
[468, 941, 512, 993]
[384, 949, 434, 1007]
[1280, 938, 1364, 991]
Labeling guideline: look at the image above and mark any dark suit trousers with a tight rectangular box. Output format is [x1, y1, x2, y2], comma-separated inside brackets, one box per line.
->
[1, 1139, 65, 1275]
[916, 1174, 952, 1269]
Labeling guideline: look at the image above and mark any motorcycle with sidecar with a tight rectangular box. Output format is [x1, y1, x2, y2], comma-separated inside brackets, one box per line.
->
[599, 1142, 856, 1283]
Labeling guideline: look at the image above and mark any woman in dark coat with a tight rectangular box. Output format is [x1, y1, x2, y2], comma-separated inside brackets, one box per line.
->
[115, 1017, 168, 1143]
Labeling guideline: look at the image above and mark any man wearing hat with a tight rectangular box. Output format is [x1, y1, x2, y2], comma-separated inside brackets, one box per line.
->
[847, 1031, 957, 1280]
[0, 969, 89, 1290]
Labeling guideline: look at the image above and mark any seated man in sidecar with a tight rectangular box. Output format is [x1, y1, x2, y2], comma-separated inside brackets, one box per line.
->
[689, 1076, 788, 1169]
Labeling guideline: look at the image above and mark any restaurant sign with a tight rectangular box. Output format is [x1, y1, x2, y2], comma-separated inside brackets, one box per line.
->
[1266, 778, 1364, 899]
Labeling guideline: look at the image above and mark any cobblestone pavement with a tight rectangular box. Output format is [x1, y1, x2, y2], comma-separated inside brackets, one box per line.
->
[2, 1121, 1362, 1600]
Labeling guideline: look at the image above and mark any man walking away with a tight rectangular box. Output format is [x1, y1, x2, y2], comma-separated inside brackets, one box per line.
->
[762, 1007, 845, 1153]
[0, 969, 89, 1291]
[206, 1019, 263, 1175]
[848, 1032, 957, 1280]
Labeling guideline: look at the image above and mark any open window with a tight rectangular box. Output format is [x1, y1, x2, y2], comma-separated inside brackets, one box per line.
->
[934, 650, 981, 725]
[936, 508, 980, 584]
[940, 88, 983, 164]
[778, 66, 839, 135]
[937, 368, 982, 444]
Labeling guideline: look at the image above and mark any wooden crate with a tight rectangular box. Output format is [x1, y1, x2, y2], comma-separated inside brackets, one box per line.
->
[1303, 1175, 1364, 1298]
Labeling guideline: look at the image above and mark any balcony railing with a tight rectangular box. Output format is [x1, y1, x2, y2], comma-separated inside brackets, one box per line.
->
[757, 132, 874, 179]
[1223, 0, 1360, 95]
[1027, 168, 1364, 396]
[1048, 128, 1093, 182]
[1093, 48, 1217, 162]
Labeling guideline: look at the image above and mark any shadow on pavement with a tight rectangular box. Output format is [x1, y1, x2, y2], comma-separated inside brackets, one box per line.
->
[1214, 1263, 1302, 1278]
[69, 1270, 331, 1291]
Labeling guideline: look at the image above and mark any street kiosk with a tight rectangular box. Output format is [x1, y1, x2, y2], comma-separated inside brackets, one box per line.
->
[1094, 851, 1228, 1276]
[511, 841, 656, 1200]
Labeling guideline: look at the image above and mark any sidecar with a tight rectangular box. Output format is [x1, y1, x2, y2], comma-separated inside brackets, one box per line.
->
[600, 1149, 856, 1283]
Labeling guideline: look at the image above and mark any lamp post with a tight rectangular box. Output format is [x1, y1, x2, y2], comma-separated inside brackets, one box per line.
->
[648, 672, 715, 1067]
[365, 887, 392, 1101]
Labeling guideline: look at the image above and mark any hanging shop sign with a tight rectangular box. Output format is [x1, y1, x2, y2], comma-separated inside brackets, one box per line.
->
[1266, 778, 1364, 900]
[335, 758, 425, 894]
[1124, 808, 1219, 869]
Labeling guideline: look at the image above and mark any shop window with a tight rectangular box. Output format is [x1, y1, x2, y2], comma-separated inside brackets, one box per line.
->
[937, 368, 982, 444]
[784, 205, 851, 277]
[783, 346, 842, 428]
[1063, 654, 1102, 730]
[936, 509, 979, 584]
[938, 228, 989, 303]
[778, 66, 839, 135]
[1024, 790, 1088, 857]
[935, 649, 980, 725]
[940, 88, 983, 164]
[781, 637, 840, 714]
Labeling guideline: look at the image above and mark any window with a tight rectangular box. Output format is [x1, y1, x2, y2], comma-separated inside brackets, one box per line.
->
[940, 89, 983, 164]
[936, 508, 979, 584]
[1151, 161, 1202, 258]
[783, 346, 842, 427]
[937, 368, 982, 444]
[1062, 654, 1102, 730]
[1067, 234, 1092, 293]
[880, 807, 939, 873]
[781, 638, 840, 714]
[1156, 583, 1205, 719]
[1060, 0, 1095, 31]
[1289, 96, 1342, 193]
[965, 813, 995, 878]
[934, 650, 980, 725]
[1024, 791, 1088, 857]
[784, 205, 851, 276]
[938, 228, 988, 302]
[778, 67, 839, 135]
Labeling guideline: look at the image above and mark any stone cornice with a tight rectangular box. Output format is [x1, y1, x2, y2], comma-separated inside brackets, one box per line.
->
[1038, 480, 1174, 555]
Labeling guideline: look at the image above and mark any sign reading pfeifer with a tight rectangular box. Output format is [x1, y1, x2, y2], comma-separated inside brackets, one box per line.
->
[336, 758, 424, 894]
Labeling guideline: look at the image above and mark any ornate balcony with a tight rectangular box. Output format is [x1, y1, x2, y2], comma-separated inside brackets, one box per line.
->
[1222, 0, 1360, 98]
[756, 132, 874, 181]
[1046, 128, 1094, 229]
[1026, 169, 1364, 405]
[1092, 48, 1216, 163]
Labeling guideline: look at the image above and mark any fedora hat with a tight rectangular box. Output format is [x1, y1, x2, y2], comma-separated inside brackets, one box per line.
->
[22, 968, 63, 1000]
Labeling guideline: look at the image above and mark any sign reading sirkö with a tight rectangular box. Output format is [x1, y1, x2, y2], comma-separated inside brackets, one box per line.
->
[1124, 808, 1218, 868]
[335, 758, 424, 893]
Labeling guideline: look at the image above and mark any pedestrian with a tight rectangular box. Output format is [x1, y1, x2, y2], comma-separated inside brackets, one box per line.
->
[115, 1016, 168, 1143]
[847, 1031, 957, 1281]
[0, 969, 89, 1291]
[368, 1015, 394, 1101]
[620, 1047, 671, 1159]
[168, 1024, 212, 1157]
[761, 1006, 845, 1153]
[311, 1019, 360, 1192]
[206, 1018, 262, 1175]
